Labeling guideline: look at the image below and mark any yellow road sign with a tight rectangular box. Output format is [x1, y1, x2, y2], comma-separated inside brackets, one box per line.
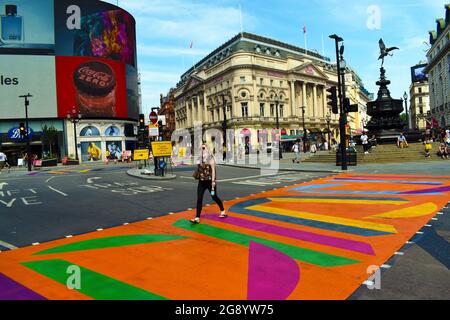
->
[133, 149, 149, 161]
[151, 141, 173, 157]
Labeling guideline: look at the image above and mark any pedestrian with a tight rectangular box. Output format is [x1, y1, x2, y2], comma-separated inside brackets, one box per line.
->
[369, 135, 377, 149]
[310, 142, 317, 154]
[437, 143, 449, 160]
[190, 144, 226, 224]
[291, 141, 301, 163]
[361, 132, 369, 154]
[397, 133, 409, 149]
[222, 143, 227, 162]
[424, 136, 433, 158]
[0, 151, 10, 173]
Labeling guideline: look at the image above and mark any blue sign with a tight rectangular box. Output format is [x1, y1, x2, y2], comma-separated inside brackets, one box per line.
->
[159, 160, 167, 169]
[7, 127, 34, 140]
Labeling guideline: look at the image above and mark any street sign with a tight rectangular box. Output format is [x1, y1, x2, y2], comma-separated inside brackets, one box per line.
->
[148, 124, 159, 137]
[133, 149, 149, 161]
[149, 112, 158, 124]
[151, 141, 172, 157]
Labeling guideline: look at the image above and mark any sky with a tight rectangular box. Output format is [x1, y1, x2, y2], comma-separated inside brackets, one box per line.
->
[104, 0, 447, 116]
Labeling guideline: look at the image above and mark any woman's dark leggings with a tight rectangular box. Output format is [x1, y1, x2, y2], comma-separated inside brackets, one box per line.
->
[196, 180, 224, 218]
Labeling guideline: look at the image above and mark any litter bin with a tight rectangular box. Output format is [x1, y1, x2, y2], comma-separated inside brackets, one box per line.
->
[336, 150, 357, 166]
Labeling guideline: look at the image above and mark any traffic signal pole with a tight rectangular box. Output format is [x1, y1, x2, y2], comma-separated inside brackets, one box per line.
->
[19, 94, 33, 172]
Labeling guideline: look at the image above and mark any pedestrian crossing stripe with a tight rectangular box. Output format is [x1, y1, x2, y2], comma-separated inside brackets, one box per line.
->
[229, 198, 397, 236]
[268, 197, 407, 206]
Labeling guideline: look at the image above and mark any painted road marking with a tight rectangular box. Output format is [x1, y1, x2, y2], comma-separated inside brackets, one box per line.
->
[268, 197, 408, 206]
[249, 205, 397, 234]
[47, 186, 68, 197]
[45, 177, 56, 183]
[0, 240, 18, 250]
[0, 183, 9, 190]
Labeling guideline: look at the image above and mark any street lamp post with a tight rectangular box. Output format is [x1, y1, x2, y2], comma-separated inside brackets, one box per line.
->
[66, 107, 82, 161]
[19, 93, 32, 172]
[326, 113, 331, 150]
[329, 34, 348, 171]
[300, 106, 307, 152]
[221, 94, 228, 162]
[403, 92, 409, 130]
[275, 94, 283, 159]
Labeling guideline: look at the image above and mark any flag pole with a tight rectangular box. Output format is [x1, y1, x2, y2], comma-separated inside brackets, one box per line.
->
[239, 4, 243, 36]
[303, 25, 308, 53]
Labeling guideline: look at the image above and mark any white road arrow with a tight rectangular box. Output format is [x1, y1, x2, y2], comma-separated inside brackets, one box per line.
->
[87, 177, 102, 184]
[0, 182, 8, 190]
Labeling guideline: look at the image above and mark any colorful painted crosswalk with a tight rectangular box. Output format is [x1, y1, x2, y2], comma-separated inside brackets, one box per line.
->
[0, 173, 448, 300]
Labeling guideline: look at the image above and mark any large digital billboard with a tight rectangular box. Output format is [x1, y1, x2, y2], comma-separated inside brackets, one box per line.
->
[0, 55, 57, 119]
[54, 0, 137, 68]
[0, 0, 55, 55]
[411, 64, 428, 83]
[55, 56, 128, 119]
[0, 0, 139, 122]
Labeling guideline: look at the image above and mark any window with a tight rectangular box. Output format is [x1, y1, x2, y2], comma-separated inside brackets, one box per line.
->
[420, 107, 424, 114]
[260, 78, 264, 85]
[240, 76, 246, 84]
[241, 91, 247, 98]
[260, 103, 265, 117]
[280, 105, 284, 117]
[211, 110, 214, 122]
[270, 79, 274, 86]
[419, 97, 423, 104]
[241, 103, 249, 118]
[418, 87, 422, 93]
[270, 104, 275, 117]
[280, 81, 283, 87]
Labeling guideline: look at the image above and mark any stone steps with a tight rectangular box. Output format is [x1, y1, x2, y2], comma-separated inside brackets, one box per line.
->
[303, 142, 444, 164]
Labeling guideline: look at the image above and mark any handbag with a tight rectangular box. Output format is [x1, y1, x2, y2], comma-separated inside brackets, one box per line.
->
[193, 165, 200, 180]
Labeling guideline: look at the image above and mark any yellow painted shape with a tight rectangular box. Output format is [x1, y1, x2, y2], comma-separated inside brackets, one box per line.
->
[367, 203, 438, 219]
[80, 169, 91, 173]
[268, 198, 407, 206]
[249, 205, 398, 234]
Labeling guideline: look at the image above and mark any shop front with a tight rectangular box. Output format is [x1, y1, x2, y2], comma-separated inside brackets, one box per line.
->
[0, 120, 65, 166]
[68, 120, 137, 163]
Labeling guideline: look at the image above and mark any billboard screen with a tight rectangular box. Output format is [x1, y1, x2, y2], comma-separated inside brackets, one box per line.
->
[0, 0, 55, 55]
[411, 64, 428, 83]
[0, 55, 57, 119]
[54, 0, 137, 68]
[55, 56, 128, 119]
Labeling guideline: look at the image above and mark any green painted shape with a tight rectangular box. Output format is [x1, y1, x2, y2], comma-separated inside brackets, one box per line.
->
[173, 219, 359, 267]
[21, 259, 168, 300]
[33, 234, 187, 256]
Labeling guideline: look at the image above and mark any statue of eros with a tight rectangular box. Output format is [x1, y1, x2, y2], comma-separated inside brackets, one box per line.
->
[378, 39, 399, 67]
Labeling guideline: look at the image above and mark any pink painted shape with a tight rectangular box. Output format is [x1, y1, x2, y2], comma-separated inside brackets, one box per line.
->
[247, 241, 300, 300]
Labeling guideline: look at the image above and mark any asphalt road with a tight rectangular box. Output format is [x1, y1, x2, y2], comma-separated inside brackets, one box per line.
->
[0, 165, 330, 248]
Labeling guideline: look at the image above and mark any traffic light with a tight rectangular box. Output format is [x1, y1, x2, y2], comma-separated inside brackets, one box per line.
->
[326, 86, 338, 114]
[138, 114, 145, 130]
[343, 98, 358, 113]
[19, 122, 27, 137]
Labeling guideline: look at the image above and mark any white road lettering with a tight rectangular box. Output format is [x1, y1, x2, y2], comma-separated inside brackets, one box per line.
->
[0, 198, 17, 208]
[21, 196, 43, 206]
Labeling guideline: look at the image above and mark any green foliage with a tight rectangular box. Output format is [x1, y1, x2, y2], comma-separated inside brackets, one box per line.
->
[41, 125, 58, 159]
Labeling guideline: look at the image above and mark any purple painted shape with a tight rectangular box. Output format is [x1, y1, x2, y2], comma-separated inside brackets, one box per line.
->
[247, 241, 300, 300]
[0, 273, 46, 300]
[403, 186, 450, 195]
[204, 215, 375, 255]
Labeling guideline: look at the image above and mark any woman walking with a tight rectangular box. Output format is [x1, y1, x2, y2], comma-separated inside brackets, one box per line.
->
[191, 144, 226, 224]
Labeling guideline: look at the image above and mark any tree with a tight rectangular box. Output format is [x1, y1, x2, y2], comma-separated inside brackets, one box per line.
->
[41, 125, 58, 159]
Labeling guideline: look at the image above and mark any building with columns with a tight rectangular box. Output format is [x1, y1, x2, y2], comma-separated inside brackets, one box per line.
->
[173, 33, 370, 149]
[426, 4, 450, 128]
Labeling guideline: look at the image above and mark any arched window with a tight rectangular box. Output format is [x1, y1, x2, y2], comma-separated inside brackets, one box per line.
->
[80, 126, 100, 137]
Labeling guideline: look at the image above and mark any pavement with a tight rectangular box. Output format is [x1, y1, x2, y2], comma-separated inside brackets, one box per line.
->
[0, 168, 449, 300]
[221, 152, 450, 175]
